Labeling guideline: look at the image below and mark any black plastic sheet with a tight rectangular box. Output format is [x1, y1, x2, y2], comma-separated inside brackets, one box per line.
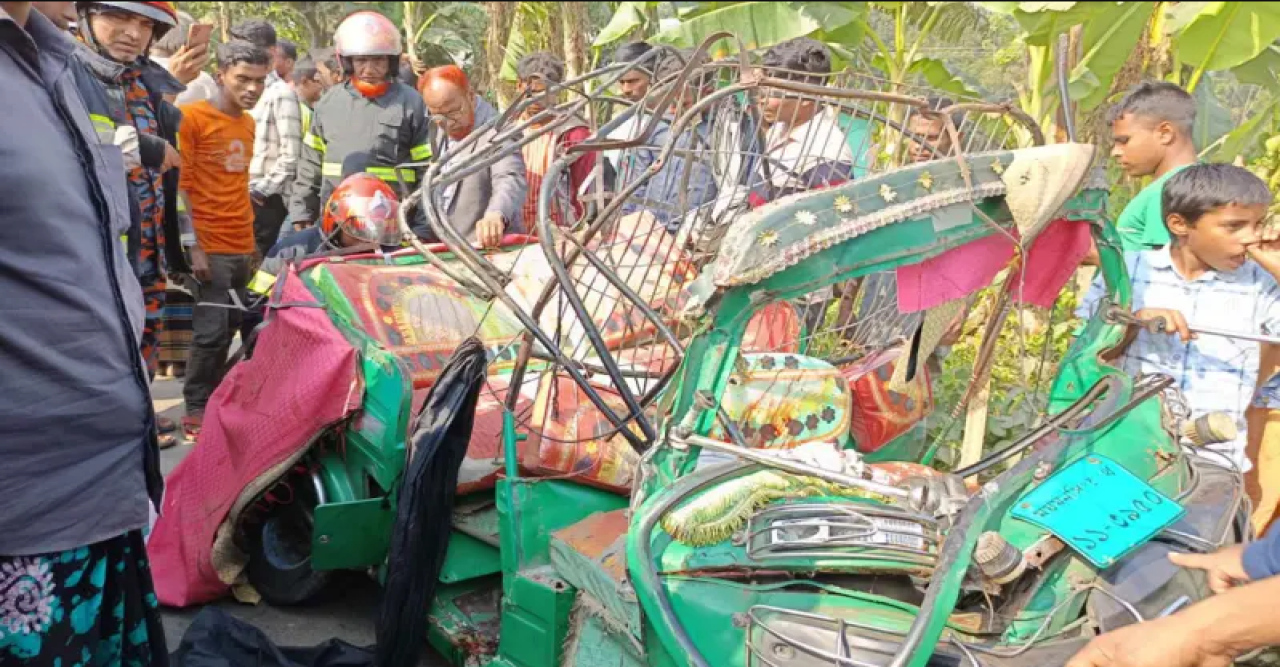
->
[170, 607, 375, 667]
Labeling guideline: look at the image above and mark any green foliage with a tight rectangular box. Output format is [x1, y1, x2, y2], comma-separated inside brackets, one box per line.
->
[410, 3, 487, 69]
[650, 2, 865, 59]
[593, 1, 654, 47]
[1233, 44, 1280, 91]
[903, 56, 980, 99]
[926, 276, 1084, 468]
[1175, 2, 1280, 90]
[1246, 114, 1280, 221]
[1068, 2, 1153, 111]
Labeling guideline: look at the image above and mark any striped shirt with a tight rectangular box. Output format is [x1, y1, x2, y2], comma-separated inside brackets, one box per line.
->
[249, 78, 302, 199]
[1077, 248, 1280, 469]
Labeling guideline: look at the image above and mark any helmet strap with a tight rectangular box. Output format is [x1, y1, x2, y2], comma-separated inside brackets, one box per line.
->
[319, 223, 344, 250]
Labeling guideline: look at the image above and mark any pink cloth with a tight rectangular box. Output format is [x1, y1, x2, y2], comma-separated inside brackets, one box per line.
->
[896, 219, 1093, 313]
[146, 268, 363, 607]
[897, 233, 1014, 313]
[1013, 219, 1094, 308]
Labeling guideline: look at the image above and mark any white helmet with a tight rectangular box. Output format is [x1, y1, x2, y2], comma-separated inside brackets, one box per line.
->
[333, 11, 402, 58]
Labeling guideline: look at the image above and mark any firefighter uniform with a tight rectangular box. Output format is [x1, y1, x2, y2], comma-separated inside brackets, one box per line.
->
[288, 81, 433, 224]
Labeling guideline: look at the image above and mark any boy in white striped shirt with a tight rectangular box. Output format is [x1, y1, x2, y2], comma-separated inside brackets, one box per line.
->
[248, 52, 302, 255]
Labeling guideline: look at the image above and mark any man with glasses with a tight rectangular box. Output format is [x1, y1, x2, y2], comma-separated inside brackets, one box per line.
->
[415, 64, 526, 247]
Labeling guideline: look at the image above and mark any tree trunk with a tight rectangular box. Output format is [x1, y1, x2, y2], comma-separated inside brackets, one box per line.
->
[301, 11, 323, 49]
[642, 3, 659, 39]
[546, 3, 565, 61]
[481, 1, 516, 99]
[1080, 12, 1155, 152]
[562, 2, 590, 80]
[218, 1, 231, 42]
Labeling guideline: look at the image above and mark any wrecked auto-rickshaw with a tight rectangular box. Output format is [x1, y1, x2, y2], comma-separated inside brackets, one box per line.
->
[148, 36, 1251, 667]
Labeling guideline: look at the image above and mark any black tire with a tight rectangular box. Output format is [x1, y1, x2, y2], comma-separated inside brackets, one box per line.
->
[246, 473, 333, 606]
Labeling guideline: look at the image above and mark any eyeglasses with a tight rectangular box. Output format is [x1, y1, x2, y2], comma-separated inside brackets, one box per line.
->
[429, 105, 469, 124]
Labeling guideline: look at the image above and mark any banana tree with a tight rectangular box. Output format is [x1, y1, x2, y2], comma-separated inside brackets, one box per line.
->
[653, 2, 867, 60]
[977, 0, 1280, 177]
[401, 2, 484, 70]
[592, 0, 661, 51]
[861, 2, 983, 96]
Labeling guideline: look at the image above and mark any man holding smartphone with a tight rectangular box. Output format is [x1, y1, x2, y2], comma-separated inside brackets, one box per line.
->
[149, 10, 215, 106]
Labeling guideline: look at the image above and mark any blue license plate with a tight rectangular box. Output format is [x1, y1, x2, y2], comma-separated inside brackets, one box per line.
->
[1010, 454, 1185, 569]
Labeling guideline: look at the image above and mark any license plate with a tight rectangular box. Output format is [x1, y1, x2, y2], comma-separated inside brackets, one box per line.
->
[1010, 454, 1184, 569]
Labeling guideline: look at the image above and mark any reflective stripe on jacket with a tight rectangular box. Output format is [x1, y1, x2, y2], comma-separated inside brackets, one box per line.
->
[289, 82, 433, 223]
[68, 43, 190, 276]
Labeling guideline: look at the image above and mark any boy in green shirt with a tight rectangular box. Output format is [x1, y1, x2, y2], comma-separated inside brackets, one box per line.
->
[1108, 81, 1199, 251]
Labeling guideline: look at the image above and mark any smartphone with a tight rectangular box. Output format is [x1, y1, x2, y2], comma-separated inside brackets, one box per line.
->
[187, 23, 214, 51]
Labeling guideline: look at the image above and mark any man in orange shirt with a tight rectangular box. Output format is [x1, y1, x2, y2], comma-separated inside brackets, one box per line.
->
[177, 40, 269, 438]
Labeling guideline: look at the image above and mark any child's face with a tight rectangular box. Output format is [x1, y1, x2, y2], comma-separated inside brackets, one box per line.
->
[1173, 203, 1266, 272]
[1111, 113, 1173, 178]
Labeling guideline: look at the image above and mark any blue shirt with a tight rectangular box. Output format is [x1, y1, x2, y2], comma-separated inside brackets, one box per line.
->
[618, 112, 718, 232]
[1244, 526, 1280, 580]
[1077, 248, 1280, 471]
[0, 8, 155, 554]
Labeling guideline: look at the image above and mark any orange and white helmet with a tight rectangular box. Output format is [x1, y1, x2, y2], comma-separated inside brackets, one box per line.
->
[333, 11, 402, 58]
[321, 173, 402, 247]
[77, 1, 178, 43]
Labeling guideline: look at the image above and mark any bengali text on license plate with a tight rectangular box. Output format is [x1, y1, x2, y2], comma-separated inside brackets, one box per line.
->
[1010, 454, 1184, 569]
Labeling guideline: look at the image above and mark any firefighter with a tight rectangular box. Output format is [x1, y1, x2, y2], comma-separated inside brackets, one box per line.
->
[241, 172, 402, 346]
[265, 171, 402, 279]
[287, 10, 432, 230]
[69, 0, 190, 446]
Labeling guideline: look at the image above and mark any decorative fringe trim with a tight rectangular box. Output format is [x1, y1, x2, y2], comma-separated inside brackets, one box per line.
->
[660, 470, 890, 546]
[717, 182, 1008, 288]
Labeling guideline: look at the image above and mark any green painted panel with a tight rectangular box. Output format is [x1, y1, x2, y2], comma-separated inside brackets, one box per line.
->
[427, 577, 503, 666]
[344, 342, 413, 492]
[311, 498, 393, 570]
[497, 569, 576, 667]
[300, 264, 361, 328]
[455, 493, 502, 544]
[550, 535, 642, 638]
[440, 532, 503, 584]
[564, 608, 646, 667]
[861, 422, 929, 464]
[497, 479, 628, 575]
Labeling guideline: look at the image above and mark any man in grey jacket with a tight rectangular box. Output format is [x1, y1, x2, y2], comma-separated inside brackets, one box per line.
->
[1, 2, 168, 663]
[417, 64, 527, 247]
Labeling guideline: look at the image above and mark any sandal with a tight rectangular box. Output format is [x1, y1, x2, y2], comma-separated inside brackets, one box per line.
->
[182, 415, 202, 443]
[158, 432, 179, 450]
[157, 415, 178, 434]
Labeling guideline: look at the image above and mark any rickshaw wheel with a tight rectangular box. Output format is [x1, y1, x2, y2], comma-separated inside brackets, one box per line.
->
[246, 473, 332, 605]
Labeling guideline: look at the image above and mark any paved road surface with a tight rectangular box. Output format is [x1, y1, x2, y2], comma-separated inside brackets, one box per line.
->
[152, 376, 407, 658]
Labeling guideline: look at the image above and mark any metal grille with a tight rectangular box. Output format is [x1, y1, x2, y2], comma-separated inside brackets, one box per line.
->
[418, 36, 1048, 450]
[745, 502, 939, 566]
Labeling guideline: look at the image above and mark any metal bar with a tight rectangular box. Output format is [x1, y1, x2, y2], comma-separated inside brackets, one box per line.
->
[1187, 325, 1280, 346]
[1104, 303, 1280, 344]
[672, 434, 911, 500]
